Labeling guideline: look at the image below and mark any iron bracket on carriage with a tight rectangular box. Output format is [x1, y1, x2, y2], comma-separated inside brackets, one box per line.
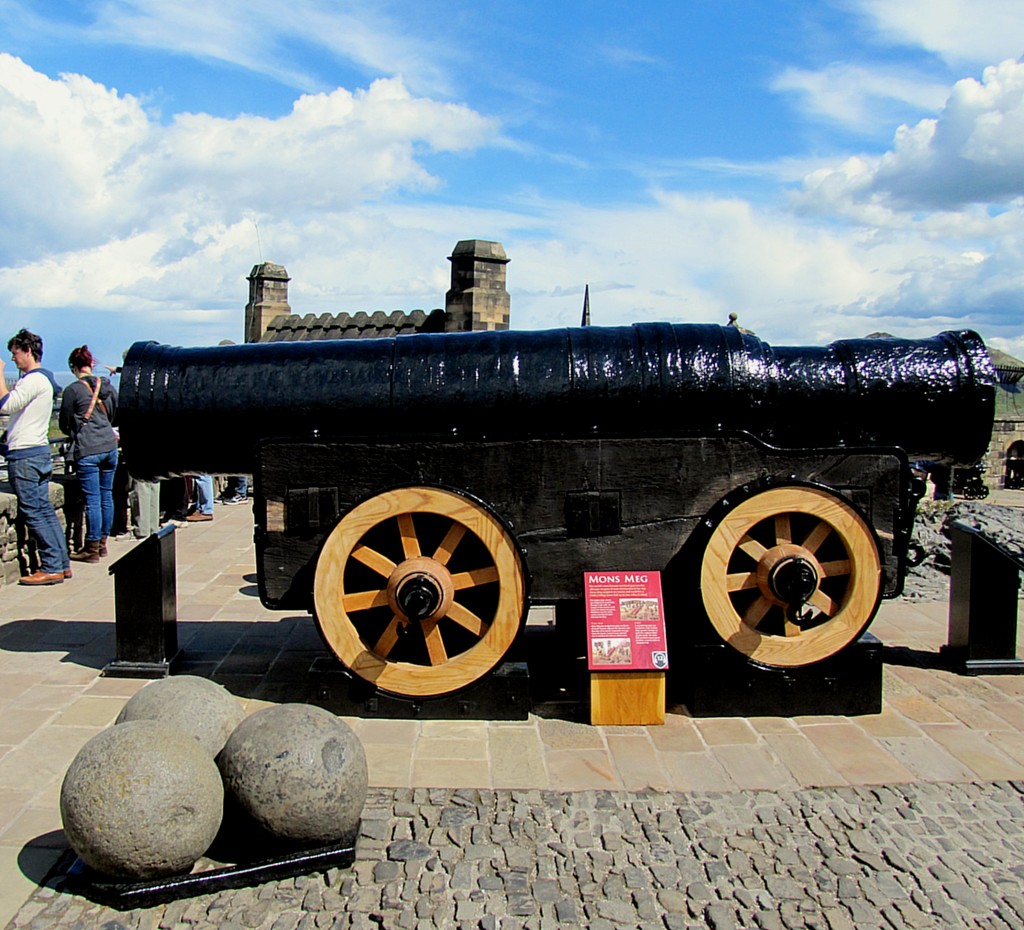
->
[117, 323, 996, 719]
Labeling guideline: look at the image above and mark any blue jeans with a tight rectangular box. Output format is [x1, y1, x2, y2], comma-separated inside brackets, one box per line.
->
[224, 475, 248, 498]
[194, 474, 215, 515]
[77, 448, 119, 542]
[8, 452, 69, 573]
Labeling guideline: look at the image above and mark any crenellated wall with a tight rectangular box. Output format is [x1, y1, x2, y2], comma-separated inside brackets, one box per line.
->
[247, 240, 511, 343]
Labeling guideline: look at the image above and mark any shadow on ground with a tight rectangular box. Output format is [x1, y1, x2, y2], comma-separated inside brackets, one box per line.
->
[0, 616, 322, 705]
[0, 615, 956, 721]
[881, 644, 952, 670]
[17, 834, 68, 889]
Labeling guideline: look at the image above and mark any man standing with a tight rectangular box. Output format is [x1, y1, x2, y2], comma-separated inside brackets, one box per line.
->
[0, 329, 71, 584]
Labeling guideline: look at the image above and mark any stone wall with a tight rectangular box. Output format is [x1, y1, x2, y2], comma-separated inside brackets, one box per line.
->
[991, 382, 1024, 489]
[0, 478, 68, 587]
[247, 240, 511, 343]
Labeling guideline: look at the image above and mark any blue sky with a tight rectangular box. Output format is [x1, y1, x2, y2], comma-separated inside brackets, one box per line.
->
[1, 0, 1023, 378]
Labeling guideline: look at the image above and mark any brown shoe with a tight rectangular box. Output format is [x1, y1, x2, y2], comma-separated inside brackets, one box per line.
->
[19, 571, 65, 586]
[63, 568, 73, 579]
[70, 541, 102, 563]
[99, 537, 108, 557]
[185, 512, 213, 522]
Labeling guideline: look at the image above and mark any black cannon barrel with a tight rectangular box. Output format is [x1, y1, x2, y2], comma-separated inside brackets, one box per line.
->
[118, 323, 995, 480]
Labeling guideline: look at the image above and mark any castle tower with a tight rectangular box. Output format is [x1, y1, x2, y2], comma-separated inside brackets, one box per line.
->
[444, 240, 510, 332]
[245, 262, 291, 343]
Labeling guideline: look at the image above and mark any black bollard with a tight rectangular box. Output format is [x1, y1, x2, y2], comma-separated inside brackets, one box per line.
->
[942, 522, 1024, 674]
[103, 525, 181, 677]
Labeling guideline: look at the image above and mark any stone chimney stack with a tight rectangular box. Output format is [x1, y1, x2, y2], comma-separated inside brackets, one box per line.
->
[445, 240, 510, 332]
[245, 262, 291, 343]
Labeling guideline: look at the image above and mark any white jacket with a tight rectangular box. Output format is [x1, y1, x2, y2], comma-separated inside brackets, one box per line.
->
[0, 369, 54, 456]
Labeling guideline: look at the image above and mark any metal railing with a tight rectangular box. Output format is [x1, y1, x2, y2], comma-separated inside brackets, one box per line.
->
[0, 438, 69, 484]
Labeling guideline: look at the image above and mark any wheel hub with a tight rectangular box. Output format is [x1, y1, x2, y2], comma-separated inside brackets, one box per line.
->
[755, 543, 821, 608]
[386, 556, 454, 624]
[768, 556, 819, 606]
[396, 573, 442, 620]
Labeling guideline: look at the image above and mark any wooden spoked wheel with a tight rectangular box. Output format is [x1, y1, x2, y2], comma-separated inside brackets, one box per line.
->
[314, 487, 526, 698]
[700, 486, 881, 667]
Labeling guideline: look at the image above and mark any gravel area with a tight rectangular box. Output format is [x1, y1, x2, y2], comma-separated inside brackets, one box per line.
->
[904, 501, 1024, 602]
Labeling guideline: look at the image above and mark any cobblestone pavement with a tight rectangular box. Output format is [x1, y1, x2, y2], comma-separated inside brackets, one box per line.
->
[13, 780, 1024, 930]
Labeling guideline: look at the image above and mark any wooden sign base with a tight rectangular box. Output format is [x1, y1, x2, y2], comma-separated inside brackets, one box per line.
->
[590, 670, 665, 726]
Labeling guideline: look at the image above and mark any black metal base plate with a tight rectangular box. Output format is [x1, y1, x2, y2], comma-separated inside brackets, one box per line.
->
[61, 836, 355, 910]
[939, 645, 1024, 675]
[680, 634, 883, 717]
[101, 649, 183, 679]
[309, 658, 531, 719]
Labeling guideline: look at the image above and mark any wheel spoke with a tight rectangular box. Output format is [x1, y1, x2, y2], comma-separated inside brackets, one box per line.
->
[727, 571, 758, 592]
[343, 587, 389, 612]
[738, 535, 768, 561]
[774, 513, 792, 544]
[432, 521, 467, 566]
[450, 565, 500, 590]
[421, 619, 449, 665]
[743, 596, 773, 628]
[808, 588, 835, 616]
[818, 559, 851, 577]
[397, 513, 421, 558]
[373, 614, 406, 656]
[351, 543, 396, 578]
[801, 520, 832, 554]
[784, 615, 802, 637]
[446, 600, 488, 637]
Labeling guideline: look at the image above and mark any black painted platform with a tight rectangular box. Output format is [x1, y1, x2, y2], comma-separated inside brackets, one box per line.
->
[308, 658, 532, 719]
[680, 634, 883, 717]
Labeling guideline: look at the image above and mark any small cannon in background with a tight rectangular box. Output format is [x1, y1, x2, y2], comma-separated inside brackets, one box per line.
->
[118, 324, 995, 709]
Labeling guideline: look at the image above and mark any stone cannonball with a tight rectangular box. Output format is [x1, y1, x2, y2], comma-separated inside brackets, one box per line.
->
[116, 675, 246, 757]
[218, 704, 367, 845]
[60, 721, 224, 879]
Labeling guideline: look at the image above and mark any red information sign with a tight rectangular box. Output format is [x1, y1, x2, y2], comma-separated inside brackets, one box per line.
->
[584, 571, 669, 671]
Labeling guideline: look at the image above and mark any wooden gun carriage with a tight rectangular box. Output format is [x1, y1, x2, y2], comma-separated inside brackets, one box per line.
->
[118, 324, 995, 711]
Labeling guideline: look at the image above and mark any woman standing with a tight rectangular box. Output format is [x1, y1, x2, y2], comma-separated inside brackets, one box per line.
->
[59, 346, 119, 562]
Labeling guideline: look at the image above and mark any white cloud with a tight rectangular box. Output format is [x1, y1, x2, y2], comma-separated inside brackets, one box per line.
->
[0, 48, 1020, 377]
[501, 192, 919, 345]
[0, 53, 499, 268]
[839, 216, 1024, 345]
[0, 54, 150, 260]
[154, 78, 496, 216]
[0, 54, 503, 363]
[794, 58, 1024, 214]
[7, 170, 1019, 373]
[85, 0, 452, 95]
[598, 44, 665, 70]
[852, 0, 1024, 66]
[772, 63, 948, 133]
[782, 56, 1024, 351]
[499, 179, 1024, 356]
